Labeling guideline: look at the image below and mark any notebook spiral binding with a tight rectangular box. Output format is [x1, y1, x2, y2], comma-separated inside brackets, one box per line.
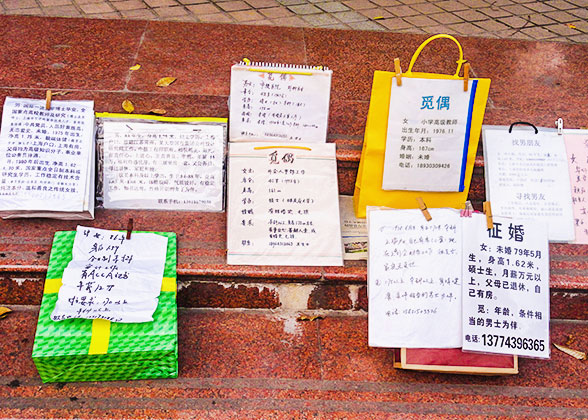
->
[238, 61, 329, 71]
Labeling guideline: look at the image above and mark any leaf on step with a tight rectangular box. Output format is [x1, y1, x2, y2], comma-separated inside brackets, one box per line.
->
[553, 343, 587, 360]
[129, 64, 141, 71]
[122, 99, 135, 114]
[567, 24, 577, 29]
[373, 16, 384, 20]
[565, 334, 575, 346]
[148, 108, 167, 115]
[0, 307, 12, 320]
[297, 315, 324, 322]
[156, 77, 177, 87]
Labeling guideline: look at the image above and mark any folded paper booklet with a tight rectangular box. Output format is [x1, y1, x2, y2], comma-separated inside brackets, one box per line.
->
[97, 114, 227, 212]
[0, 97, 95, 219]
[32, 228, 178, 383]
[368, 208, 550, 360]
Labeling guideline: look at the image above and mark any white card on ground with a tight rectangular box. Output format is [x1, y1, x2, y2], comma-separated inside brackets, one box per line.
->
[0, 97, 95, 214]
[368, 208, 462, 348]
[339, 195, 367, 260]
[229, 64, 332, 143]
[461, 214, 550, 358]
[563, 130, 588, 244]
[483, 126, 575, 242]
[382, 78, 476, 191]
[51, 226, 169, 323]
[103, 121, 225, 211]
[227, 142, 343, 266]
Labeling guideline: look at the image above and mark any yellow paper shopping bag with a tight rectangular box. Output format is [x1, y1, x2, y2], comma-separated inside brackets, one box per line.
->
[353, 34, 490, 217]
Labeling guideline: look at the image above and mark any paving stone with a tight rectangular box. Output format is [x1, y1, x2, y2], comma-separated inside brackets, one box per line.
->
[523, 1, 556, 12]
[333, 10, 366, 21]
[308, 0, 329, 3]
[477, 7, 511, 18]
[474, 19, 509, 31]
[421, 23, 450, 33]
[271, 15, 306, 25]
[120, 8, 158, 18]
[569, 19, 588, 31]
[377, 16, 411, 29]
[567, 0, 588, 5]
[76, 0, 104, 3]
[317, 1, 350, 12]
[177, 0, 209, 4]
[247, 18, 274, 24]
[411, 3, 443, 14]
[394, 26, 425, 33]
[79, 2, 115, 13]
[453, 9, 488, 21]
[501, 4, 534, 15]
[429, 11, 462, 24]
[246, 0, 280, 8]
[288, 3, 322, 13]
[396, 0, 427, 4]
[486, 0, 514, 5]
[447, 21, 486, 35]
[459, 0, 490, 7]
[545, 10, 578, 22]
[370, 0, 400, 6]
[569, 7, 588, 18]
[435, 0, 467, 11]
[186, 3, 221, 13]
[229, 8, 264, 20]
[144, 0, 178, 7]
[3, 0, 39, 8]
[44, 5, 82, 16]
[301, 12, 340, 24]
[87, 11, 121, 18]
[544, 22, 581, 36]
[508, 30, 534, 40]
[498, 15, 528, 28]
[112, 0, 145, 11]
[320, 22, 350, 28]
[259, 6, 293, 17]
[197, 11, 234, 21]
[155, 5, 190, 16]
[570, 33, 588, 42]
[347, 19, 386, 29]
[547, 0, 576, 9]
[403, 14, 437, 26]
[527, 13, 556, 25]
[520, 26, 558, 39]
[39, 0, 73, 6]
[359, 7, 392, 18]
[218, 1, 251, 11]
[4, 7, 44, 15]
[385, 4, 417, 16]
[343, 0, 377, 9]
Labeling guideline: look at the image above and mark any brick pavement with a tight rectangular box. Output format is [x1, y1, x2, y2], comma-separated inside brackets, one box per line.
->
[0, 0, 587, 42]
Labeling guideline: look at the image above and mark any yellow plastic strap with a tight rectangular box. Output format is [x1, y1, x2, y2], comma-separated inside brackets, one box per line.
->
[95, 112, 227, 123]
[88, 319, 111, 355]
[254, 145, 312, 151]
[406, 34, 465, 77]
[161, 277, 176, 292]
[248, 68, 313, 76]
[44, 278, 62, 294]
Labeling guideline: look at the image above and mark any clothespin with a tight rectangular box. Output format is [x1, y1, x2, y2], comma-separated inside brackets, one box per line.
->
[45, 90, 52, 110]
[463, 62, 470, 92]
[483, 201, 493, 230]
[460, 200, 474, 217]
[556, 118, 564, 135]
[416, 197, 432, 221]
[394, 58, 402, 87]
[126, 218, 133, 240]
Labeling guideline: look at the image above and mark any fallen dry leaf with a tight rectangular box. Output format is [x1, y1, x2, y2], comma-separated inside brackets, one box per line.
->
[156, 77, 177, 87]
[148, 108, 167, 115]
[567, 24, 577, 29]
[129, 64, 141, 71]
[565, 335, 576, 346]
[553, 343, 586, 360]
[0, 307, 12, 320]
[373, 16, 384, 20]
[122, 99, 135, 114]
[297, 315, 324, 322]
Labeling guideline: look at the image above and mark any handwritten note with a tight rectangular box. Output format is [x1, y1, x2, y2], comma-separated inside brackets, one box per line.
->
[227, 142, 343, 266]
[0, 97, 95, 215]
[103, 121, 225, 211]
[368, 208, 462, 348]
[339, 195, 367, 260]
[229, 64, 332, 143]
[51, 226, 168, 323]
[382, 78, 477, 192]
[461, 214, 550, 358]
[483, 126, 575, 242]
[564, 131, 588, 244]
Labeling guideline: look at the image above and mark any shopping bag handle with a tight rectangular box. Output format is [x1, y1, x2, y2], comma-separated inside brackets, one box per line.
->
[406, 34, 466, 78]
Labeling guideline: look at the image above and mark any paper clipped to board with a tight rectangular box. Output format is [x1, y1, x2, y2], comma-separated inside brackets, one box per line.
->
[227, 142, 343, 266]
[563, 129, 588, 244]
[51, 226, 169, 323]
[229, 61, 332, 143]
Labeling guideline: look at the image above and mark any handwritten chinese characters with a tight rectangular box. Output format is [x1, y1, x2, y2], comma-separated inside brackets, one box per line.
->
[0, 97, 95, 217]
[483, 127, 575, 242]
[103, 121, 225, 211]
[229, 64, 332, 143]
[51, 226, 168, 323]
[382, 78, 476, 192]
[564, 131, 588, 244]
[368, 208, 462, 348]
[227, 142, 343, 266]
[461, 215, 549, 358]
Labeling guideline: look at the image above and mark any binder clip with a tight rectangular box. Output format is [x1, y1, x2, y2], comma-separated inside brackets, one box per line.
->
[126, 218, 134, 240]
[416, 197, 432, 221]
[460, 200, 474, 217]
[483, 201, 493, 230]
[45, 90, 52, 110]
[508, 122, 538, 134]
[556, 118, 564, 135]
[394, 58, 402, 87]
[463, 62, 470, 92]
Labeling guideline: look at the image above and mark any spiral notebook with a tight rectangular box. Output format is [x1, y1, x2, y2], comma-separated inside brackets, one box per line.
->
[229, 60, 332, 143]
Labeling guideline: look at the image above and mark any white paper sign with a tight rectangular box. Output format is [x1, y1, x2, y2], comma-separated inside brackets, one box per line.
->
[563, 130, 588, 244]
[461, 214, 550, 358]
[339, 195, 367, 260]
[229, 64, 332, 143]
[51, 226, 168, 323]
[483, 126, 575, 242]
[382, 78, 476, 191]
[0, 97, 94, 213]
[227, 142, 343, 266]
[368, 208, 462, 348]
[103, 121, 225, 211]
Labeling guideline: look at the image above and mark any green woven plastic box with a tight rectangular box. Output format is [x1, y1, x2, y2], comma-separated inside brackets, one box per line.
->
[32, 230, 178, 383]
